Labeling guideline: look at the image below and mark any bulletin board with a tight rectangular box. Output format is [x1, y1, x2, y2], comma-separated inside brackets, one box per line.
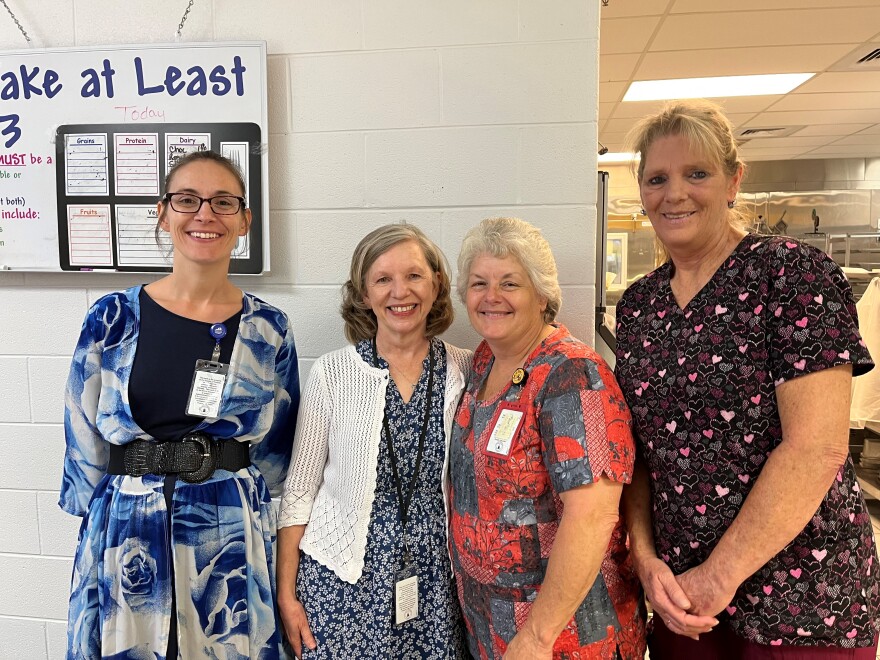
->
[55, 122, 263, 273]
[0, 41, 269, 273]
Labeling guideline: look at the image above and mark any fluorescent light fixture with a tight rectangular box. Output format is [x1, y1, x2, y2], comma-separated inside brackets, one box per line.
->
[598, 152, 638, 164]
[623, 73, 814, 102]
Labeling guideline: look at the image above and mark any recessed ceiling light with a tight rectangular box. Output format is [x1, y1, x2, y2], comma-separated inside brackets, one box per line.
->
[623, 73, 814, 102]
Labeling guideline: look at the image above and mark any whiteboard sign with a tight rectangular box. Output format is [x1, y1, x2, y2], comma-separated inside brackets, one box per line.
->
[0, 41, 269, 273]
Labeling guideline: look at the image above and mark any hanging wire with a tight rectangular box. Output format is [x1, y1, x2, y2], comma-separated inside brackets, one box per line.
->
[176, 0, 196, 39]
[0, 0, 31, 45]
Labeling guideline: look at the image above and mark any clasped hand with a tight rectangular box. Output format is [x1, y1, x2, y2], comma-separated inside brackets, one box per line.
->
[638, 556, 731, 640]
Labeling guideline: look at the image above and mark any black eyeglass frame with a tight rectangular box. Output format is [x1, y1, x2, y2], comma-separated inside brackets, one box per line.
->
[162, 192, 247, 215]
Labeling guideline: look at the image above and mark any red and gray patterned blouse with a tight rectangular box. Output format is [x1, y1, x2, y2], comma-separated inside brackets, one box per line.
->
[449, 325, 646, 659]
[615, 233, 880, 647]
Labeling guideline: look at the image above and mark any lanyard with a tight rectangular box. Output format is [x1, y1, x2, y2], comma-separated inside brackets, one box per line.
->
[372, 339, 435, 560]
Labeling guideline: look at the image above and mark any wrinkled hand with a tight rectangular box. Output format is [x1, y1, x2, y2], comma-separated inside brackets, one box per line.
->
[502, 627, 554, 660]
[636, 555, 718, 640]
[278, 596, 317, 659]
[675, 562, 737, 620]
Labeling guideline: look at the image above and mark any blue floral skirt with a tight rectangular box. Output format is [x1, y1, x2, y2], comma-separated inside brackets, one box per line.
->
[67, 468, 283, 659]
[296, 489, 465, 660]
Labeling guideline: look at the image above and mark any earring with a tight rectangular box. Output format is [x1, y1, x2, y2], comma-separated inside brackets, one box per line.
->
[727, 200, 736, 209]
[640, 208, 646, 215]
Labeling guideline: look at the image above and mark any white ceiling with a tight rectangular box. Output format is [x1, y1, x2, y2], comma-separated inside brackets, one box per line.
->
[598, 1, 880, 161]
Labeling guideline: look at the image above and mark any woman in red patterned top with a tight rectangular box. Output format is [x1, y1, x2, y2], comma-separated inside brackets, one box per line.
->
[616, 100, 880, 659]
[449, 217, 647, 659]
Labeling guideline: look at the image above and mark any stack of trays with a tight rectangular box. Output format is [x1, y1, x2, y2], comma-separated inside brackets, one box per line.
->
[861, 437, 880, 485]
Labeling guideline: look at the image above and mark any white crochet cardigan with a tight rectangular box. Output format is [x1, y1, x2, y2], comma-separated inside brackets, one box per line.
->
[277, 341, 471, 584]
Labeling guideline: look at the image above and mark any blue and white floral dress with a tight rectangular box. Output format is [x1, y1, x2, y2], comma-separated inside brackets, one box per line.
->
[296, 338, 466, 659]
[60, 285, 299, 659]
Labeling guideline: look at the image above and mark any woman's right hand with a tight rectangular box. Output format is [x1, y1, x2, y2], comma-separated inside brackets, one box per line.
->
[636, 554, 718, 639]
[278, 595, 317, 659]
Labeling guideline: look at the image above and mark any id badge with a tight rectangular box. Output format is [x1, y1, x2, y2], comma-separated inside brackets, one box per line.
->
[483, 402, 526, 457]
[186, 360, 229, 418]
[394, 562, 419, 625]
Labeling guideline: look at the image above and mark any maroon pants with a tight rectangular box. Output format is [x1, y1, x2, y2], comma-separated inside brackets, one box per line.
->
[649, 616, 878, 660]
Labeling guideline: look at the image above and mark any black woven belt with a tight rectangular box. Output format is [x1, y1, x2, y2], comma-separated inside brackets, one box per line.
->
[107, 433, 250, 484]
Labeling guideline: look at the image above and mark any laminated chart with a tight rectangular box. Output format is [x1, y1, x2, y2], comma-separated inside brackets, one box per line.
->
[56, 122, 263, 273]
[65, 134, 109, 196]
[115, 133, 159, 197]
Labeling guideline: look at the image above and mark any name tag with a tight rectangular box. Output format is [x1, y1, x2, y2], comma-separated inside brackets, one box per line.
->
[483, 403, 526, 457]
[394, 567, 418, 625]
[186, 360, 228, 418]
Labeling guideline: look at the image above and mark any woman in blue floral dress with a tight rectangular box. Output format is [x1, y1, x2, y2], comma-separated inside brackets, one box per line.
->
[277, 224, 469, 659]
[61, 151, 299, 659]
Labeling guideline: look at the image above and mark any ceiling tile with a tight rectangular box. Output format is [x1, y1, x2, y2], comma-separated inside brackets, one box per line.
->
[752, 109, 880, 125]
[793, 71, 880, 94]
[794, 123, 875, 137]
[600, 102, 616, 120]
[599, 53, 641, 82]
[804, 145, 880, 157]
[739, 136, 836, 149]
[602, 0, 671, 19]
[633, 45, 853, 81]
[650, 9, 880, 51]
[769, 92, 880, 113]
[858, 125, 880, 135]
[600, 17, 661, 55]
[830, 134, 880, 147]
[672, 0, 880, 11]
[599, 81, 628, 103]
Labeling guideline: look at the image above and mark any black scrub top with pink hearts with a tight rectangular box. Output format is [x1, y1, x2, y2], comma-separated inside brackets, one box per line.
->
[616, 233, 880, 647]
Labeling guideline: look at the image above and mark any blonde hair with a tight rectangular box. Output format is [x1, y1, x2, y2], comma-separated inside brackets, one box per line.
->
[625, 99, 748, 263]
[341, 223, 454, 343]
[457, 217, 561, 324]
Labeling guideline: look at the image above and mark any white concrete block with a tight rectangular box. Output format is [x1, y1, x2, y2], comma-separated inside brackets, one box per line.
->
[0, 491, 39, 554]
[267, 289, 347, 359]
[0, 358, 30, 422]
[291, 50, 441, 132]
[0, 0, 73, 50]
[519, 123, 596, 204]
[363, 0, 517, 49]
[518, 0, 599, 41]
[74, 0, 213, 45]
[260, 211, 297, 285]
[215, 0, 362, 54]
[1, 424, 64, 491]
[269, 133, 365, 210]
[29, 358, 70, 425]
[440, 206, 595, 287]
[442, 42, 596, 125]
[0, 555, 71, 619]
[292, 211, 444, 285]
[46, 621, 67, 660]
[0, 288, 89, 356]
[267, 56, 291, 135]
[440, 297, 482, 353]
[37, 491, 80, 558]
[0, 617, 47, 660]
[556, 285, 595, 345]
[366, 127, 519, 207]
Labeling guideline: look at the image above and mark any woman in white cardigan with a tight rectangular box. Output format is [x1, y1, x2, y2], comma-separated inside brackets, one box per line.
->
[277, 224, 470, 659]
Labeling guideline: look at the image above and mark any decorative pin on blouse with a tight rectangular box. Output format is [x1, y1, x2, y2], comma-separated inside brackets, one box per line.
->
[511, 368, 528, 386]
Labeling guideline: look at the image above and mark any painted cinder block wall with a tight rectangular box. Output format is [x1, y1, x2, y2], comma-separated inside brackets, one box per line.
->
[0, 1, 600, 657]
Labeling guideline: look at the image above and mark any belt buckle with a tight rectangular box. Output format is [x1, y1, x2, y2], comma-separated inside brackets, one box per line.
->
[179, 433, 219, 484]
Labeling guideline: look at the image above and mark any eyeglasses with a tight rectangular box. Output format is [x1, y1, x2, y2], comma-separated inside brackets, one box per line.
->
[163, 192, 246, 215]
